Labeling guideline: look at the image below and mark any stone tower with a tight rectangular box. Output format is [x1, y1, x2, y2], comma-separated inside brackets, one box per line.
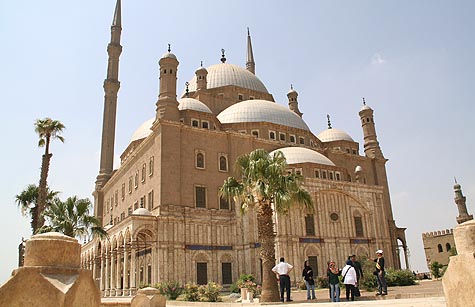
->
[359, 99, 383, 159]
[94, 0, 122, 219]
[156, 46, 180, 121]
[454, 180, 473, 224]
[246, 28, 255, 74]
[195, 63, 208, 91]
[287, 85, 302, 117]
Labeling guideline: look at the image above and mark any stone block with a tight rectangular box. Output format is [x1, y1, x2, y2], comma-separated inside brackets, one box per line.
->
[131, 287, 166, 307]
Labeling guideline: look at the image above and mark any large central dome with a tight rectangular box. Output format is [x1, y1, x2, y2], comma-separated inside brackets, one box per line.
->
[217, 99, 310, 131]
[187, 63, 268, 93]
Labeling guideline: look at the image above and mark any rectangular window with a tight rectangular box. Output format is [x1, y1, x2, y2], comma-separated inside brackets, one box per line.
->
[352, 149, 357, 155]
[195, 186, 206, 208]
[197, 263, 208, 285]
[128, 177, 133, 193]
[114, 191, 118, 206]
[192, 119, 199, 127]
[305, 214, 315, 236]
[299, 137, 305, 145]
[148, 190, 154, 210]
[238, 94, 243, 101]
[329, 172, 334, 180]
[147, 265, 152, 284]
[149, 156, 154, 176]
[202, 121, 209, 129]
[354, 217, 364, 237]
[322, 170, 327, 179]
[219, 194, 229, 210]
[142, 163, 146, 182]
[121, 183, 126, 200]
[315, 170, 320, 178]
[269, 131, 276, 140]
[290, 135, 296, 143]
[222, 263, 232, 285]
[134, 171, 139, 189]
[279, 133, 286, 141]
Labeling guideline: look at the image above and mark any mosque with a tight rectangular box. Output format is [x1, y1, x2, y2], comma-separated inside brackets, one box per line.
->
[81, 0, 407, 297]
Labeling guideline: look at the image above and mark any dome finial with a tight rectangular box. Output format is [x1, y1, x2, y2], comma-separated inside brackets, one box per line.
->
[185, 82, 190, 97]
[200, 60, 203, 67]
[362, 97, 366, 105]
[168, 43, 171, 52]
[221, 48, 226, 63]
[454, 176, 458, 184]
[290, 84, 293, 90]
[327, 114, 332, 129]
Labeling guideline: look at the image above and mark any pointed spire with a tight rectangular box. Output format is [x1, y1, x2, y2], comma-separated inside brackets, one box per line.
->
[454, 177, 458, 184]
[290, 84, 293, 90]
[246, 27, 256, 74]
[362, 97, 366, 105]
[220, 49, 226, 63]
[185, 82, 190, 97]
[110, 0, 122, 44]
[327, 114, 332, 129]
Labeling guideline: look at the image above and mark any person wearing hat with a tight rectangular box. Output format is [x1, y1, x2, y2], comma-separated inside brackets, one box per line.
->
[369, 250, 387, 295]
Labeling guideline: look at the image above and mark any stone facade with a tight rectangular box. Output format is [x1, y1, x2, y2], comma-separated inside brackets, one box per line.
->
[81, 0, 407, 297]
[422, 229, 455, 267]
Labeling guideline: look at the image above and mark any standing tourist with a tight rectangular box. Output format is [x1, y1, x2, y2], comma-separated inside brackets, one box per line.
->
[370, 249, 388, 296]
[327, 260, 340, 302]
[302, 260, 316, 300]
[341, 259, 357, 301]
[272, 257, 294, 302]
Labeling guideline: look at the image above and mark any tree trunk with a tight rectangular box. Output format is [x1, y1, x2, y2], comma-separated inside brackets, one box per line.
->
[256, 201, 280, 302]
[36, 153, 52, 232]
[30, 205, 38, 234]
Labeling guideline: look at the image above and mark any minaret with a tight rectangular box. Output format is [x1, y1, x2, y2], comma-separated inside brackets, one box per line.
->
[454, 179, 473, 224]
[246, 28, 255, 74]
[96, 0, 122, 190]
[156, 44, 180, 121]
[359, 98, 383, 158]
[195, 61, 208, 91]
[287, 84, 302, 117]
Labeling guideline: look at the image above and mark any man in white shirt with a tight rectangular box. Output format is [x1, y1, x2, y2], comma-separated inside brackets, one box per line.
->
[272, 257, 294, 302]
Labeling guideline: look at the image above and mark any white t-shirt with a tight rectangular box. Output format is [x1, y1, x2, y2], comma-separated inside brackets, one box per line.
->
[272, 262, 293, 275]
[341, 265, 357, 285]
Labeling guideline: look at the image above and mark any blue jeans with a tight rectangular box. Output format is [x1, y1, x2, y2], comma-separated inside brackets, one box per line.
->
[330, 283, 340, 302]
[376, 271, 388, 294]
[305, 280, 316, 299]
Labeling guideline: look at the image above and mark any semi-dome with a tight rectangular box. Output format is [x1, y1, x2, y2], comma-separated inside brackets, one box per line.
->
[132, 208, 153, 216]
[178, 98, 212, 113]
[317, 128, 354, 142]
[186, 63, 268, 93]
[130, 118, 154, 142]
[217, 99, 310, 131]
[270, 147, 335, 166]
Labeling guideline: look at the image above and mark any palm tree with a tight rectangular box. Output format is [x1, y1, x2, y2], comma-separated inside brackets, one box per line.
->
[38, 196, 107, 240]
[15, 184, 59, 233]
[220, 149, 313, 302]
[34, 117, 65, 229]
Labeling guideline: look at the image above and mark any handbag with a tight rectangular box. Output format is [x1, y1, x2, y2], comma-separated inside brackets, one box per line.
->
[354, 286, 361, 297]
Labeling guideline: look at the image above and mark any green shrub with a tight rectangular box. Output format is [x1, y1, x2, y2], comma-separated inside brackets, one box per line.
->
[316, 276, 329, 289]
[430, 262, 445, 279]
[229, 283, 240, 293]
[359, 274, 377, 291]
[385, 269, 416, 286]
[231, 274, 256, 293]
[155, 280, 183, 300]
[198, 281, 222, 302]
[183, 283, 200, 301]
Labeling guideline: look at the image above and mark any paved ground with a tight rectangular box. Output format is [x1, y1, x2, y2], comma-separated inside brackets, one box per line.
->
[103, 280, 446, 307]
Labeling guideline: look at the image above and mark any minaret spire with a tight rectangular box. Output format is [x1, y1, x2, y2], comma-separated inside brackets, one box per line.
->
[327, 114, 332, 129]
[246, 28, 256, 74]
[95, 0, 123, 204]
[287, 84, 302, 117]
[454, 181, 473, 224]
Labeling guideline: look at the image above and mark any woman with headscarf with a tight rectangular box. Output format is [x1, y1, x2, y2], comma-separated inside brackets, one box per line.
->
[302, 260, 316, 300]
[341, 259, 357, 301]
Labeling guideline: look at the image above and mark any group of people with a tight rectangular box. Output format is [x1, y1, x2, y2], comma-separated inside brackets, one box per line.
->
[271, 249, 387, 303]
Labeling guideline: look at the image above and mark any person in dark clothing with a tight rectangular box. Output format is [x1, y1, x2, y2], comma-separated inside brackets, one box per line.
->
[349, 254, 363, 282]
[327, 260, 340, 302]
[369, 249, 387, 295]
[302, 260, 316, 300]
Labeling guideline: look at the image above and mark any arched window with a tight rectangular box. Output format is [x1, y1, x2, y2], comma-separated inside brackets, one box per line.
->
[437, 244, 443, 253]
[196, 152, 205, 168]
[446, 243, 451, 252]
[219, 156, 228, 171]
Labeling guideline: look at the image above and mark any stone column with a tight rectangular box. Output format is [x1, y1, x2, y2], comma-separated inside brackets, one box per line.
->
[110, 250, 116, 296]
[105, 251, 110, 296]
[116, 249, 122, 296]
[130, 246, 137, 295]
[100, 254, 105, 295]
[123, 246, 130, 296]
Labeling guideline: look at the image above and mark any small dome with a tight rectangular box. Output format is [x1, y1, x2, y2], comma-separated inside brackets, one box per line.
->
[317, 128, 354, 142]
[186, 63, 268, 93]
[195, 66, 208, 74]
[132, 208, 153, 216]
[178, 98, 212, 113]
[130, 118, 154, 142]
[161, 52, 177, 60]
[270, 147, 335, 166]
[217, 99, 310, 131]
[287, 88, 297, 96]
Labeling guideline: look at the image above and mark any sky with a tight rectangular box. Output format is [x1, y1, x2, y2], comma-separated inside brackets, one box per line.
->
[1, 0, 474, 282]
